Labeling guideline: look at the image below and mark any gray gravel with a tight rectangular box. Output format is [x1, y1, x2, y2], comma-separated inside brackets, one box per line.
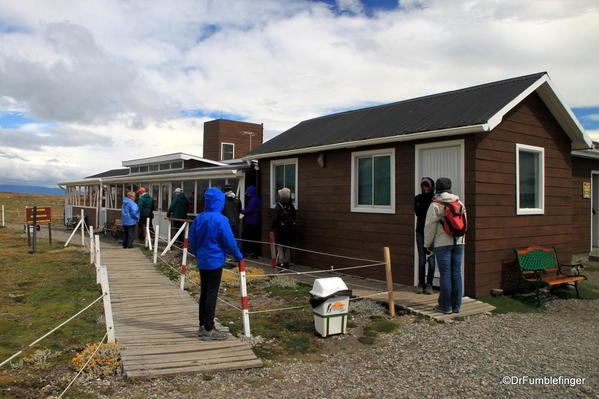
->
[74, 297, 598, 399]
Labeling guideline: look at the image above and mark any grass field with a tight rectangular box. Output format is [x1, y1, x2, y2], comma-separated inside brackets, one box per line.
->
[0, 227, 104, 399]
[0, 192, 65, 225]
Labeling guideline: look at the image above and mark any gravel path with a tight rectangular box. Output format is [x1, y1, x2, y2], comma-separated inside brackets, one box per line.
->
[74, 296, 598, 399]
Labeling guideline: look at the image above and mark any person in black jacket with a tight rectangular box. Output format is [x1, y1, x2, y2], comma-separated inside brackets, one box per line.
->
[415, 177, 436, 294]
[271, 187, 296, 270]
[222, 185, 242, 238]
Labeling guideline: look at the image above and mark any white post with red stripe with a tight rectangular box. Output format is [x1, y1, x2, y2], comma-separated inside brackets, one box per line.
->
[269, 231, 277, 270]
[179, 222, 189, 291]
[80, 209, 85, 246]
[239, 259, 251, 337]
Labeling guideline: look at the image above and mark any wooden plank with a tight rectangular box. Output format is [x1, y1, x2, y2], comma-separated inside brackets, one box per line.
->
[122, 347, 255, 363]
[121, 342, 248, 357]
[124, 359, 263, 378]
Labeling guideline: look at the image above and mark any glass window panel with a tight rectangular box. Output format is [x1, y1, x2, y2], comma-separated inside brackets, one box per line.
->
[116, 185, 123, 208]
[211, 179, 226, 192]
[374, 156, 391, 206]
[226, 178, 239, 196]
[139, 165, 148, 172]
[284, 164, 296, 200]
[161, 184, 169, 211]
[149, 164, 159, 171]
[160, 163, 170, 170]
[151, 185, 159, 210]
[184, 180, 195, 213]
[357, 157, 373, 205]
[171, 161, 183, 169]
[221, 144, 234, 160]
[275, 165, 285, 191]
[196, 180, 209, 213]
[519, 151, 539, 208]
[130, 167, 139, 174]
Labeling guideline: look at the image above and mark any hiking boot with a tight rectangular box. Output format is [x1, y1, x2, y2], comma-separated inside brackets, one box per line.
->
[197, 326, 208, 337]
[424, 286, 433, 295]
[433, 305, 452, 314]
[201, 328, 228, 341]
[417, 286, 425, 294]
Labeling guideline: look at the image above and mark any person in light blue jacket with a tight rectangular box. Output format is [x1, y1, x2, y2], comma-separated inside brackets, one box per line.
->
[189, 187, 243, 341]
[121, 191, 140, 249]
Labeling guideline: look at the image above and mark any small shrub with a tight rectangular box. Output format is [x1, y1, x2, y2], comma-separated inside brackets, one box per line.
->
[365, 320, 398, 334]
[23, 349, 61, 368]
[358, 336, 376, 345]
[70, 342, 121, 376]
[267, 276, 298, 289]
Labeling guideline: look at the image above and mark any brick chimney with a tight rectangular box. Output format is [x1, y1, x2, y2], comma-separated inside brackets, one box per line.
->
[203, 119, 264, 161]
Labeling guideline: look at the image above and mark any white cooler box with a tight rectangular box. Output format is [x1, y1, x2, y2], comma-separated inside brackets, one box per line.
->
[310, 277, 352, 337]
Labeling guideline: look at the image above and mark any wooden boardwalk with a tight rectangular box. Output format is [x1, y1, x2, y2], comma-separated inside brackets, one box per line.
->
[100, 246, 262, 378]
[258, 261, 495, 322]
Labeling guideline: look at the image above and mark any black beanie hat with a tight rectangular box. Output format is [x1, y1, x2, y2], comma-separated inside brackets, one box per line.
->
[435, 177, 452, 194]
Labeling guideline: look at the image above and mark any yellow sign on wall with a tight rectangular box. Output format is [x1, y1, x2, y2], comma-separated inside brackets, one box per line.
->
[582, 182, 591, 199]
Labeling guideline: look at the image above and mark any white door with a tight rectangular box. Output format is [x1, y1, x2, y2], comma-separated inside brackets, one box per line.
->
[414, 140, 465, 288]
[593, 174, 599, 248]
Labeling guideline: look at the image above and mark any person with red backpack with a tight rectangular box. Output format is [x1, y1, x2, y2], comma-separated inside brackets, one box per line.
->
[424, 177, 467, 314]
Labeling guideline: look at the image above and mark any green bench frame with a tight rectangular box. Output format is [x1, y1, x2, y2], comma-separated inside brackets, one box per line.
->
[513, 246, 587, 307]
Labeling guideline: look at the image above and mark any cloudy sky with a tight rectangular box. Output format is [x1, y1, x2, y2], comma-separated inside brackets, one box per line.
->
[0, 0, 598, 187]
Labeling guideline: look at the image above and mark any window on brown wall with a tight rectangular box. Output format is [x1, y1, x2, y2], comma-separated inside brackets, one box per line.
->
[221, 143, 235, 160]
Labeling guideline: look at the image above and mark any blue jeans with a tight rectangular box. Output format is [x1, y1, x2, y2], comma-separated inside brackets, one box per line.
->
[122, 225, 135, 248]
[435, 245, 464, 312]
[416, 232, 435, 288]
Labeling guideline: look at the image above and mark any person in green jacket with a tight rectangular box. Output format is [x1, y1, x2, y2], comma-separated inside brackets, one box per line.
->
[137, 187, 155, 241]
[168, 187, 190, 244]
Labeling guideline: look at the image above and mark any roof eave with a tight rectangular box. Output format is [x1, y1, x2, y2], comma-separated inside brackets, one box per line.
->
[486, 74, 592, 150]
[243, 124, 488, 160]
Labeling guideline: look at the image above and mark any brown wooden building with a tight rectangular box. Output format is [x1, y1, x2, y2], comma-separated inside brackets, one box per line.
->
[245, 72, 597, 298]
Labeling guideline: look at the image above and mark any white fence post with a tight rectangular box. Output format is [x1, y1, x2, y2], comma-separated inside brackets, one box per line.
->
[89, 227, 95, 265]
[153, 224, 159, 264]
[99, 266, 115, 343]
[1, 204, 5, 227]
[146, 217, 152, 251]
[80, 210, 85, 246]
[64, 218, 84, 247]
[94, 235, 101, 285]
[167, 219, 171, 245]
[239, 259, 251, 338]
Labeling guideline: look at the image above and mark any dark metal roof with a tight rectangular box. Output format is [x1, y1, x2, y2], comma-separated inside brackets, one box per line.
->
[248, 72, 546, 156]
[86, 168, 130, 178]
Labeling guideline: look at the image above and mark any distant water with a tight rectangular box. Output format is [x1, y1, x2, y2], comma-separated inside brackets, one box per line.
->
[0, 184, 64, 196]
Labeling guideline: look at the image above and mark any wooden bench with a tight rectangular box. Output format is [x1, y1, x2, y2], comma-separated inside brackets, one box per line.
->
[514, 246, 587, 307]
[104, 218, 123, 239]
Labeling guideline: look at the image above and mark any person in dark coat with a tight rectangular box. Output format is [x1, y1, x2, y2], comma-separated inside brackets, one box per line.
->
[271, 187, 296, 270]
[415, 177, 436, 294]
[222, 185, 242, 238]
[121, 191, 140, 249]
[168, 187, 189, 244]
[241, 185, 262, 258]
[137, 187, 154, 241]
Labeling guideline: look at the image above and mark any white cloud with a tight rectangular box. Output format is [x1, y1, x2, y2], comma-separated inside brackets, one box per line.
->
[0, 0, 597, 185]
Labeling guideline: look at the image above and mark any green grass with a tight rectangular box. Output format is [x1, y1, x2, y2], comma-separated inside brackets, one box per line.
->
[478, 295, 545, 314]
[0, 192, 65, 225]
[0, 227, 104, 397]
[551, 280, 599, 300]
[264, 284, 312, 298]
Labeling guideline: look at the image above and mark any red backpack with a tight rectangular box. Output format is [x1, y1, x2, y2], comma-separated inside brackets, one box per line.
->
[433, 200, 467, 237]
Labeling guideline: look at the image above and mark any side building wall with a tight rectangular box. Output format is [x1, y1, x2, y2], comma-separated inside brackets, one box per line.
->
[471, 92, 575, 297]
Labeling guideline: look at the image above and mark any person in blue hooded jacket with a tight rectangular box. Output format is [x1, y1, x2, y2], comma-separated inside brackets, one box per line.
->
[240, 185, 262, 258]
[121, 191, 140, 249]
[189, 187, 244, 341]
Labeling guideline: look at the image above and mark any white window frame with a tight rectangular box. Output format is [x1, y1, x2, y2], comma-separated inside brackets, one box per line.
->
[221, 142, 235, 161]
[516, 143, 545, 215]
[351, 148, 396, 214]
[270, 158, 298, 208]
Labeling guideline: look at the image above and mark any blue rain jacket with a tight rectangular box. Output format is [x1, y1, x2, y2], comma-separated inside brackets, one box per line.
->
[121, 196, 140, 226]
[241, 185, 262, 225]
[189, 187, 244, 270]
